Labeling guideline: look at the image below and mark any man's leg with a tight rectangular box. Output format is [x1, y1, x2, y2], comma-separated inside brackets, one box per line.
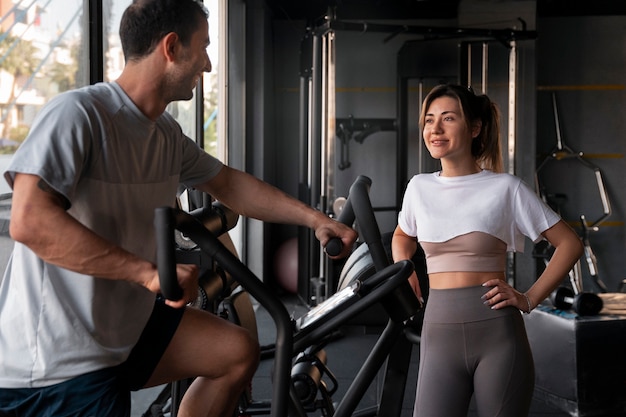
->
[144, 306, 260, 417]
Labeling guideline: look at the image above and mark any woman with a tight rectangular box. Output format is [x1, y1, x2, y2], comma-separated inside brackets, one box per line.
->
[392, 84, 583, 417]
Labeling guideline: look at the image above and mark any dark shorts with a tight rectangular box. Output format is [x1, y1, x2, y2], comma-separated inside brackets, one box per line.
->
[0, 298, 185, 417]
[118, 297, 185, 391]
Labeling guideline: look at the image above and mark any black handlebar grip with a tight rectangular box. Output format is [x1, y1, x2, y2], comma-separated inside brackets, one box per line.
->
[324, 177, 368, 257]
[324, 238, 343, 257]
[154, 207, 183, 301]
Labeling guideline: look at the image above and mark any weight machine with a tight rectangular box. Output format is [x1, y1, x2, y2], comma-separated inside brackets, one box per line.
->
[535, 92, 612, 295]
[297, 9, 538, 305]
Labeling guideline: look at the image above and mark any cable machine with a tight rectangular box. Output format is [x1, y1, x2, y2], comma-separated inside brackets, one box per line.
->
[298, 9, 537, 305]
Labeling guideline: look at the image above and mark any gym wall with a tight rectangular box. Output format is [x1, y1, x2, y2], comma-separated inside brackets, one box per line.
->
[245, 0, 626, 297]
[535, 13, 626, 293]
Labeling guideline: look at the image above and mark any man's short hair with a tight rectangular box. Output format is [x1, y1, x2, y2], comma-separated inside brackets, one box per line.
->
[119, 0, 208, 62]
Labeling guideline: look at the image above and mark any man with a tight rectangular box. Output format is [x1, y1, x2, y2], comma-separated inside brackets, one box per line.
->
[0, 0, 357, 416]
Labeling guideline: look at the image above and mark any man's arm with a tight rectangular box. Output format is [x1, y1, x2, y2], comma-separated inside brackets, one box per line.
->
[9, 173, 195, 307]
[196, 165, 357, 258]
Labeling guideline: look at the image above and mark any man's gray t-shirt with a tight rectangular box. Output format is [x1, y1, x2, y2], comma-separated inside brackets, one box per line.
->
[0, 82, 223, 388]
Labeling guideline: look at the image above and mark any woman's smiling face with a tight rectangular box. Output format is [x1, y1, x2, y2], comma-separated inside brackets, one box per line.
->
[422, 96, 474, 163]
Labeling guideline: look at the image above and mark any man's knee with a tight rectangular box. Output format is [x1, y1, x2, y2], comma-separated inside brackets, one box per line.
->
[231, 326, 260, 380]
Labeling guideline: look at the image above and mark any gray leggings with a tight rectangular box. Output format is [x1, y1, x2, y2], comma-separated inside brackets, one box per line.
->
[413, 285, 534, 417]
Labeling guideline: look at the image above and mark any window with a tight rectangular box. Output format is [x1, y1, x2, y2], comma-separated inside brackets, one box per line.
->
[0, 0, 86, 195]
[0, 0, 223, 197]
[105, 0, 221, 155]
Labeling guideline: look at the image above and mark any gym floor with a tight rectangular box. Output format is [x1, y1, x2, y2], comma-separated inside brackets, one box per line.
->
[131, 293, 571, 417]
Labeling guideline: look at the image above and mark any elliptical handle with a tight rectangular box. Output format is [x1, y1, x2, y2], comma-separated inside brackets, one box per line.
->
[154, 207, 183, 301]
[324, 179, 359, 257]
[324, 238, 344, 257]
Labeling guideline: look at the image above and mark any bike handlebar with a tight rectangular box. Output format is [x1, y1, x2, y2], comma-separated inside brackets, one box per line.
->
[325, 175, 387, 271]
[324, 176, 362, 257]
[154, 207, 182, 301]
[154, 206, 294, 417]
[155, 202, 239, 301]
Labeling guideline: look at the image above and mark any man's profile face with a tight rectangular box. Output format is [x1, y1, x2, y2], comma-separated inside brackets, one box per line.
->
[167, 17, 212, 102]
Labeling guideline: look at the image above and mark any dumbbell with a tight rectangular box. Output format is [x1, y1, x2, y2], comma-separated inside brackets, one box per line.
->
[550, 287, 603, 316]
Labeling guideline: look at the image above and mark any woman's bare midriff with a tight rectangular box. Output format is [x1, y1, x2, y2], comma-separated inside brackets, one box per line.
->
[428, 271, 505, 289]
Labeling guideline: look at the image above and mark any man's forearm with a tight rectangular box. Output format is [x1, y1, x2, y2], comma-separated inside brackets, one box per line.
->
[10, 173, 155, 287]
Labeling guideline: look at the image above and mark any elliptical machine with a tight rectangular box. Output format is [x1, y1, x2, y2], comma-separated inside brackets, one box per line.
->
[153, 175, 422, 417]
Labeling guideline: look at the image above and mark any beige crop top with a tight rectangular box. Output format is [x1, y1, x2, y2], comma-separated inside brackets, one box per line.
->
[420, 231, 507, 274]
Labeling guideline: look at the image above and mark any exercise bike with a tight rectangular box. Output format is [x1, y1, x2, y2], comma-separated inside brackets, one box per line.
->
[153, 175, 422, 417]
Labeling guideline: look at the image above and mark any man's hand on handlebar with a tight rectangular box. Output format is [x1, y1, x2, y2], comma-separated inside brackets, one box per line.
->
[316, 219, 358, 259]
[169, 264, 200, 308]
[147, 263, 200, 308]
